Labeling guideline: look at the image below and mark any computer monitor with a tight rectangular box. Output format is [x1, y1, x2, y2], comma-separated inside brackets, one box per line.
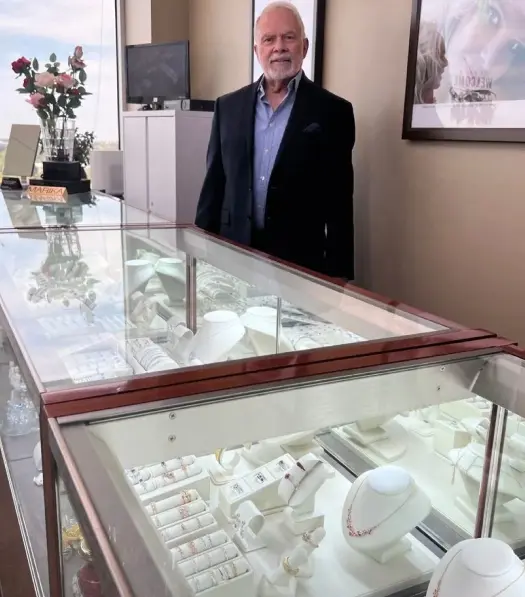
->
[125, 41, 190, 104]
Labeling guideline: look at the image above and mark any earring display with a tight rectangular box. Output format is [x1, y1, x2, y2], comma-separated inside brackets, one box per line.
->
[179, 543, 239, 577]
[171, 531, 230, 563]
[127, 456, 196, 484]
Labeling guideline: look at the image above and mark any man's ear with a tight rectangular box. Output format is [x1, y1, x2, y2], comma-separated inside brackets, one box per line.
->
[303, 38, 310, 59]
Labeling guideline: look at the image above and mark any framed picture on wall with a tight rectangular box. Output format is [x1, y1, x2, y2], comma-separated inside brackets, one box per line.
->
[251, 0, 326, 85]
[402, 0, 525, 143]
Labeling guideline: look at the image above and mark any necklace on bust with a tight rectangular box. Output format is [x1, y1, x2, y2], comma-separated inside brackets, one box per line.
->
[345, 476, 414, 538]
[432, 550, 525, 597]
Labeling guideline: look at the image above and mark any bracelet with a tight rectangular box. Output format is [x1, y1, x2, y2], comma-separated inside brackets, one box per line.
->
[283, 556, 300, 576]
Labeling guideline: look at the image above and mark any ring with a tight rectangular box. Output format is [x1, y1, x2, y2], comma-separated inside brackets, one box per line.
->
[302, 531, 319, 548]
[283, 556, 300, 576]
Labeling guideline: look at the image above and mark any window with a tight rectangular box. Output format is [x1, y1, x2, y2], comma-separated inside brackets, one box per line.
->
[0, 0, 119, 176]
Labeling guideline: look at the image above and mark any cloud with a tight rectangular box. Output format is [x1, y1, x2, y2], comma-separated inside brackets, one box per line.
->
[0, 0, 119, 141]
[0, 0, 116, 46]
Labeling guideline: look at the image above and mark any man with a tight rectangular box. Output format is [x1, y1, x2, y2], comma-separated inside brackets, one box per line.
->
[195, 1, 355, 279]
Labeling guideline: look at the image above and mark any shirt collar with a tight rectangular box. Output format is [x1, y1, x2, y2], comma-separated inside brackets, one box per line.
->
[257, 70, 302, 99]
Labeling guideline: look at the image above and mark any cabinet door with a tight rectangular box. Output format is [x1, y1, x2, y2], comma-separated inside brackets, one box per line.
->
[147, 116, 176, 222]
[122, 117, 148, 211]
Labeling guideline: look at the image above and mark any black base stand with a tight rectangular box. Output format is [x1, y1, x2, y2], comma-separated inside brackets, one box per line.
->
[0, 176, 23, 191]
[30, 160, 91, 194]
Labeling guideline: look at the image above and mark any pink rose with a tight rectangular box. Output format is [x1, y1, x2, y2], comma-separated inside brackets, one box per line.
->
[56, 73, 75, 89]
[69, 57, 86, 70]
[26, 93, 46, 108]
[34, 72, 55, 87]
[74, 46, 83, 59]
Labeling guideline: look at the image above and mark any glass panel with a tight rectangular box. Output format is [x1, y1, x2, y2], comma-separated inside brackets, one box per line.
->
[0, 190, 161, 231]
[0, 226, 451, 393]
[466, 352, 525, 552]
[58, 474, 106, 597]
[59, 354, 494, 597]
[0, 0, 119, 177]
[0, 336, 47, 595]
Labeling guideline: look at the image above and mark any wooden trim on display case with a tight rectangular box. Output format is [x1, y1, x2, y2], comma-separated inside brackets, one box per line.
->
[0, 439, 37, 597]
[43, 336, 514, 419]
[41, 328, 498, 412]
[40, 408, 62, 597]
[47, 415, 133, 597]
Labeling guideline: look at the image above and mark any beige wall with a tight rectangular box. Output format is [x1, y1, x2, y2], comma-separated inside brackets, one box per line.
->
[189, 0, 252, 99]
[124, 0, 525, 344]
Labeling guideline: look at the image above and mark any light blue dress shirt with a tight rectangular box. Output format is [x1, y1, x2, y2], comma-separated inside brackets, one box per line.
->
[252, 71, 302, 230]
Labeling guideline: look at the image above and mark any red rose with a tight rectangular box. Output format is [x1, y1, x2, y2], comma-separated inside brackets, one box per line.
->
[23, 77, 31, 88]
[11, 57, 31, 74]
[69, 88, 80, 95]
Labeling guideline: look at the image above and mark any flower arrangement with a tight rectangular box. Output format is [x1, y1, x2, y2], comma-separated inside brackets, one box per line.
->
[11, 46, 91, 121]
[73, 131, 95, 167]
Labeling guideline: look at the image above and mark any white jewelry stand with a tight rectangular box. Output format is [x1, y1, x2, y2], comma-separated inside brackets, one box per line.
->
[342, 466, 431, 564]
[240, 307, 293, 356]
[409, 406, 440, 437]
[298, 527, 326, 578]
[259, 547, 308, 597]
[189, 310, 245, 364]
[425, 538, 525, 597]
[219, 454, 296, 517]
[209, 449, 242, 485]
[278, 454, 335, 535]
[433, 418, 470, 460]
[155, 257, 186, 305]
[449, 442, 524, 523]
[339, 416, 407, 462]
[124, 259, 155, 298]
[231, 500, 266, 552]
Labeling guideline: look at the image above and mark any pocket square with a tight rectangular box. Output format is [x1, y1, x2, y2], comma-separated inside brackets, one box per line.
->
[303, 122, 321, 134]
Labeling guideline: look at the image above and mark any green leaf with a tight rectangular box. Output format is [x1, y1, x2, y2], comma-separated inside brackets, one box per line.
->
[77, 86, 86, 94]
[68, 96, 81, 109]
[49, 53, 56, 62]
[66, 108, 76, 118]
[45, 93, 56, 104]
[54, 62, 60, 67]
[16, 87, 30, 93]
[53, 104, 61, 117]
[78, 69, 87, 83]
[37, 108, 48, 120]
[57, 94, 67, 108]
[32, 58, 39, 71]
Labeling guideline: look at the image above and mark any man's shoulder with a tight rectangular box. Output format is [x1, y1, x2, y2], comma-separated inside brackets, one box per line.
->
[216, 83, 256, 109]
[306, 80, 354, 114]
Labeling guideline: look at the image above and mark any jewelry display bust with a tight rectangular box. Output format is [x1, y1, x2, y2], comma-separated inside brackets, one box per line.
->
[342, 465, 431, 564]
[155, 257, 185, 306]
[124, 259, 155, 298]
[426, 538, 525, 597]
[189, 310, 245, 364]
[240, 306, 293, 356]
[449, 442, 524, 523]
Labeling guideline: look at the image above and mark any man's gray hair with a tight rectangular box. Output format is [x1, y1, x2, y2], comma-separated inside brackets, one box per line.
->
[254, 1, 306, 42]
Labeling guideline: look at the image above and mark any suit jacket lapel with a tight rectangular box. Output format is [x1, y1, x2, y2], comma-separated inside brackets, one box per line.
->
[244, 78, 261, 187]
[273, 76, 313, 169]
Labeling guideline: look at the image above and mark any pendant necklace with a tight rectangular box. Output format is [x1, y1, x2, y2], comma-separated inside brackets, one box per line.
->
[432, 549, 525, 597]
[345, 476, 414, 538]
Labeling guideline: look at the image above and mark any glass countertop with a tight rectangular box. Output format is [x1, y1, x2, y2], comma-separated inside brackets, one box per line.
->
[0, 189, 166, 230]
[0, 225, 452, 394]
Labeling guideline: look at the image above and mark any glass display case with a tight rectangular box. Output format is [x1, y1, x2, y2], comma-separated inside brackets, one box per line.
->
[0, 224, 493, 415]
[0, 189, 166, 231]
[41, 340, 525, 597]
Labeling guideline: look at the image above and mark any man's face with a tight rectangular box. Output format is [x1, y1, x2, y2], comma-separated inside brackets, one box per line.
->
[254, 7, 308, 82]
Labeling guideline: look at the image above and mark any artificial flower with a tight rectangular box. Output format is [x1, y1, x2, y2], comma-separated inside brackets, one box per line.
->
[26, 92, 46, 108]
[56, 73, 75, 89]
[34, 72, 55, 88]
[74, 46, 83, 59]
[11, 56, 31, 74]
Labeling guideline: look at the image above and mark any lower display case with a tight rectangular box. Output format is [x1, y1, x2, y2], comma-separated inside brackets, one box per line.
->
[44, 345, 525, 597]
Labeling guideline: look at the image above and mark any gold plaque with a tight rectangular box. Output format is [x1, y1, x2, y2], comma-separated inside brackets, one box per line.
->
[28, 185, 68, 203]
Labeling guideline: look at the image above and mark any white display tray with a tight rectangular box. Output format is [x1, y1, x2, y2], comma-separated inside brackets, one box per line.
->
[331, 416, 525, 548]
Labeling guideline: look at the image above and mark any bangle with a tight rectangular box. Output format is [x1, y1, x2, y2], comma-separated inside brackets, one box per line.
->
[283, 556, 300, 576]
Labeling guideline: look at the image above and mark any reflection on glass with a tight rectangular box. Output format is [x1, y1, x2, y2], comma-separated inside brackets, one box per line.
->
[60, 480, 104, 597]
[0, 226, 447, 393]
[1, 360, 38, 437]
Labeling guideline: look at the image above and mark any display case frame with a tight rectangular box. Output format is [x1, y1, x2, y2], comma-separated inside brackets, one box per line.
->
[43, 337, 520, 597]
[0, 222, 499, 421]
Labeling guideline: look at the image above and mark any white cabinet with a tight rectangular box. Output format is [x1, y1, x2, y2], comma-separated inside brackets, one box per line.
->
[122, 110, 213, 223]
